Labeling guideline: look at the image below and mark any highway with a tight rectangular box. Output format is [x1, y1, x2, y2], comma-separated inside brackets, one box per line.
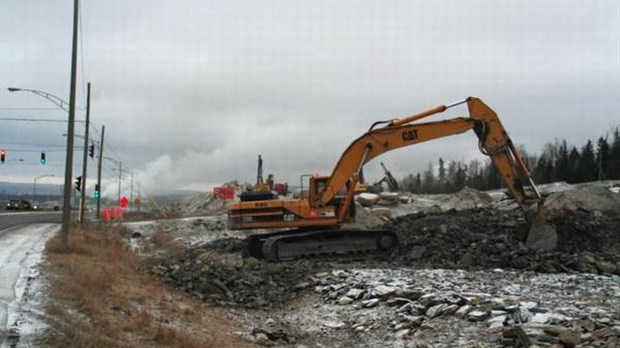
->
[0, 211, 62, 232]
[0, 216, 58, 346]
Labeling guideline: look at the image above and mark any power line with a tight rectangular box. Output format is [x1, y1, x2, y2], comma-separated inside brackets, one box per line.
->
[0, 107, 74, 111]
[2, 148, 83, 152]
[1, 142, 67, 148]
[0, 117, 85, 123]
[89, 121, 129, 168]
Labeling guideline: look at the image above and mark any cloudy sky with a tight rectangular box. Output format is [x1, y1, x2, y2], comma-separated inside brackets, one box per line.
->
[1, 0, 618, 197]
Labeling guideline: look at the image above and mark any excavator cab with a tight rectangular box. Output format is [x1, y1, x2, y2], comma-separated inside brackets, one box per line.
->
[308, 175, 329, 206]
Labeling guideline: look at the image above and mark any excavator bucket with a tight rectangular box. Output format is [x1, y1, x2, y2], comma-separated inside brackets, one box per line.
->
[524, 208, 557, 251]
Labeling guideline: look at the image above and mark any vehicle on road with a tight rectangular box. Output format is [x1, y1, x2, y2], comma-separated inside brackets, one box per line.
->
[5, 199, 34, 211]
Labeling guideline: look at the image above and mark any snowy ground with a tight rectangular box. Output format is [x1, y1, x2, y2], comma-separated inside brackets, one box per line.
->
[0, 224, 56, 348]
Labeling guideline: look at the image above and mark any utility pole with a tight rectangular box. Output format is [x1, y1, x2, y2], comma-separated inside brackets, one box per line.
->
[137, 182, 141, 212]
[96, 125, 105, 219]
[129, 171, 134, 212]
[60, 0, 80, 249]
[117, 161, 122, 205]
[79, 82, 91, 223]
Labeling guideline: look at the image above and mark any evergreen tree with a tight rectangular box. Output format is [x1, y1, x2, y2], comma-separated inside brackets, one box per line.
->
[555, 140, 570, 182]
[415, 173, 422, 193]
[466, 159, 483, 189]
[576, 140, 597, 182]
[445, 160, 459, 192]
[534, 156, 552, 184]
[566, 147, 580, 183]
[483, 159, 502, 189]
[438, 158, 446, 184]
[422, 163, 436, 193]
[402, 173, 415, 193]
[608, 127, 620, 180]
[453, 164, 467, 191]
[596, 136, 610, 180]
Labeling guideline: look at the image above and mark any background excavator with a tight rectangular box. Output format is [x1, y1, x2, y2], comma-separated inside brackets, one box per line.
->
[228, 97, 557, 261]
[240, 155, 288, 201]
[366, 162, 400, 193]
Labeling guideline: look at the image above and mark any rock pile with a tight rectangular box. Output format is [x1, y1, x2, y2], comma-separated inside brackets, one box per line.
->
[148, 239, 314, 308]
[544, 183, 620, 214]
[307, 268, 620, 347]
[170, 192, 231, 216]
[388, 208, 620, 275]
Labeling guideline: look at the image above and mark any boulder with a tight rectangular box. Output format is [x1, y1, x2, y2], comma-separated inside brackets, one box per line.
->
[337, 296, 354, 305]
[379, 192, 399, 202]
[357, 193, 380, 207]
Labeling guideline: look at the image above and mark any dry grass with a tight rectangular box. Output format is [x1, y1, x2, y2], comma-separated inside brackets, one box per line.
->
[41, 223, 254, 348]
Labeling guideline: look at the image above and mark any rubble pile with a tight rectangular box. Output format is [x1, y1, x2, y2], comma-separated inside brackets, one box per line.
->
[544, 184, 620, 214]
[149, 238, 315, 308]
[301, 268, 620, 347]
[388, 208, 620, 275]
[126, 215, 243, 246]
[170, 192, 231, 216]
[138, 181, 620, 347]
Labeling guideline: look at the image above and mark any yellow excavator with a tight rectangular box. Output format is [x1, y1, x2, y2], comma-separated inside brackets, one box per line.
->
[228, 97, 556, 260]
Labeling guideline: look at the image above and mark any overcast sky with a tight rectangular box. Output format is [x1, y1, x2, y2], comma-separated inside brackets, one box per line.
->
[1, 0, 618, 197]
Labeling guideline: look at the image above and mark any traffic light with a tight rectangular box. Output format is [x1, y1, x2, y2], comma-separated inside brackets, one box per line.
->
[88, 144, 95, 158]
[94, 184, 100, 198]
[0, 149, 5, 164]
[74, 176, 82, 191]
[40, 152, 46, 164]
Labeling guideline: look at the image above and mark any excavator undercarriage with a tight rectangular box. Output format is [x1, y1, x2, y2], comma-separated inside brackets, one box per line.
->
[247, 228, 399, 261]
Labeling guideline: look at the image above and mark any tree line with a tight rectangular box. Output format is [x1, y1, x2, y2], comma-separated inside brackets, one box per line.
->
[400, 127, 620, 194]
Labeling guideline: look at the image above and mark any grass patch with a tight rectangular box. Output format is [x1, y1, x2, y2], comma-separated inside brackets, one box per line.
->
[41, 223, 253, 348]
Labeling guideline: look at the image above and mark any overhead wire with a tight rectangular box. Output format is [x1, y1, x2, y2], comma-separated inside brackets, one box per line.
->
[0, 117, 85, 123]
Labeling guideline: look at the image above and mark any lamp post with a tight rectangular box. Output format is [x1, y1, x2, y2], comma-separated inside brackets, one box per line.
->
[7, 88, 70, 112]
[8, 0, 79, 249]
[34, 174, 55, 197]
[8, 86, 75, 247]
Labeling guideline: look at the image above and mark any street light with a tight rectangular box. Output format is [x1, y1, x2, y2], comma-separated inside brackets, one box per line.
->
[34, 174, 55, 197]
[8, 86, 78, 249]
[8, 0, 81, 250]
[8, 87, 70, 112]
[9, 85, 92, 227]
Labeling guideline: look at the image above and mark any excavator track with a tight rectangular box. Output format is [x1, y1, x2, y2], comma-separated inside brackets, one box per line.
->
[247, 229, 399, 261]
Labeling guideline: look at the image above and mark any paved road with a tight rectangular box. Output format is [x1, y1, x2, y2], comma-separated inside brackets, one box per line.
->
[0, 212, 62, 232]
[0, 223, 57, 347]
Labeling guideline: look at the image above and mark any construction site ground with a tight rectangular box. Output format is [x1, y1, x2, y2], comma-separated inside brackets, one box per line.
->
[121, 181, 620, 348]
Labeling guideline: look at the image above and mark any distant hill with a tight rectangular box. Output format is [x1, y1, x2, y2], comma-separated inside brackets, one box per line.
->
[0, 181, 208, 208]
[150, 190, 205, 206]
[0, 181, 62, 196]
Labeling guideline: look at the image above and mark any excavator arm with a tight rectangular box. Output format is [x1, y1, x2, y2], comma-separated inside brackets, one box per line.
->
[320, 97, 542, 216]
[316, 97, 555, 250]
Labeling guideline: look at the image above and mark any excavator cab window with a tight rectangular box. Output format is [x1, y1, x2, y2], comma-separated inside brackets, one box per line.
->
[309, 176, 330, 206]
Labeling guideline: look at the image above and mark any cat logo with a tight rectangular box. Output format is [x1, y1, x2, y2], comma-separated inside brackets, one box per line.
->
[402, 129, 419, 141]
